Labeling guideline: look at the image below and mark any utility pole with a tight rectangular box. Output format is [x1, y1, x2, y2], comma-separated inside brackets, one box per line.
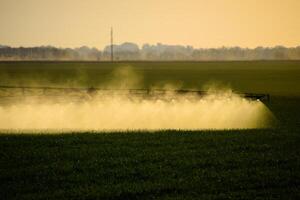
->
[30, 47, 33, 60]
[111, 27, 114, 62]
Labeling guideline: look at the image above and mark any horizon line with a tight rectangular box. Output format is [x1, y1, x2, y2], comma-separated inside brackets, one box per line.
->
[1, 43, 300, 51]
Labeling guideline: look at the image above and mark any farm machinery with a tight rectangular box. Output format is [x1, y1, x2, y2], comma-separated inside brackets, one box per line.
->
[0, 85, 270, 102]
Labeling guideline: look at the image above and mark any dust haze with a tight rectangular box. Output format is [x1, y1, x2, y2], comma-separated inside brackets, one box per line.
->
[0, 66, 275, 131]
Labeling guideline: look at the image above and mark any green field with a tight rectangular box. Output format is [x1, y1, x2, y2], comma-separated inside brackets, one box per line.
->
[1, 61, 300, 199]
[0, 61, 300, 96]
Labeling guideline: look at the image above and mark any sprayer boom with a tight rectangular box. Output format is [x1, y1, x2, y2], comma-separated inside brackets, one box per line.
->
[0, 85, 270, 102]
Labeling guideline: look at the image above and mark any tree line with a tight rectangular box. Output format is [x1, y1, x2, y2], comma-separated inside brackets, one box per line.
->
[1, 43, 300, 61]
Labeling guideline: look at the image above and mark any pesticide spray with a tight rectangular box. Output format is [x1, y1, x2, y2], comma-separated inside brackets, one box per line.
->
[0, 66, 275, 131]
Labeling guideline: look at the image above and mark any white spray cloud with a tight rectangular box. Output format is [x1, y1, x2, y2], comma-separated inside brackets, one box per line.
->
[0, 66, 275, 131]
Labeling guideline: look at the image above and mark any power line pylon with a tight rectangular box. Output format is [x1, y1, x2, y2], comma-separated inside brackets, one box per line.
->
[111, 27, 114, 62]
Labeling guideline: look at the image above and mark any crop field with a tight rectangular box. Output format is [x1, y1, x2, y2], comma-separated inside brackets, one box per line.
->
[0, 61, 300, 95]
[0, 61, 300, 199]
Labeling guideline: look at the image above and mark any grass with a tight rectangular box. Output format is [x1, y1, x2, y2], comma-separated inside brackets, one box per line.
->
[0, 61, 300, 199]
[1, 97, 300, 199]
[0, 61, 300, 96]
[1, 129, 299, 200]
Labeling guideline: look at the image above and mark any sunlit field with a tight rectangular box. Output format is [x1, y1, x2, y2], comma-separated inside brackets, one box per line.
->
[1, 61, 300, 199]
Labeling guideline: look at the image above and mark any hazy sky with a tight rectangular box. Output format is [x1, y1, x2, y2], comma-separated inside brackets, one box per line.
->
[0, 0, 299, 49]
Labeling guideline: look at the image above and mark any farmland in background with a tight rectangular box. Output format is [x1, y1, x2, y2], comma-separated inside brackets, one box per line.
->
[0, 61, 300, 199]
[0, 61, 299, 96]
